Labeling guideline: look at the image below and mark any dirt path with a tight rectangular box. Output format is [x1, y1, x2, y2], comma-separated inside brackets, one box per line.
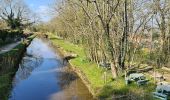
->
[0, 41, 21, 54]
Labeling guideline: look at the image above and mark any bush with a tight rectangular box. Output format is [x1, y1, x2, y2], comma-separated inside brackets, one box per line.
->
[0, 30, 7, 41]
[0, 29, 23, 41]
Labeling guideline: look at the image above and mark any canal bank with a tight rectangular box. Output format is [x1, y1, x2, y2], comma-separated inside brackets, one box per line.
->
[0, 34, 36, 100]
[51, 44, 96, 98]
[48, 34, 104, 99]
[9, 38, 93, 100]
[48, 33, 156, 100]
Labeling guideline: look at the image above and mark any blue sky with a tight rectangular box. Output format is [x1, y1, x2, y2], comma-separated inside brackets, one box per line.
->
[25, 0, 60, 22]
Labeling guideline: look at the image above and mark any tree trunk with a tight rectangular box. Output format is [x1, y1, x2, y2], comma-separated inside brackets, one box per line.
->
[118, 0, 128, 70]
[111, 61, 118, 78]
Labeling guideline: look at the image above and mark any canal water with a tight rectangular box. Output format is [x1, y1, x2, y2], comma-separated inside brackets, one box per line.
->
[9, 38, 93, 100]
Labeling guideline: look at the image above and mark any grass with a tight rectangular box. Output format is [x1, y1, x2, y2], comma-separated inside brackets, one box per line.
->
[99, 78, 156, 99]
[0, 34, 36, 100]
[49, 33, 156, 99]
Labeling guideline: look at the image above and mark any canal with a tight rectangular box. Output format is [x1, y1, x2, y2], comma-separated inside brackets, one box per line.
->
[9, 38, 93, 100]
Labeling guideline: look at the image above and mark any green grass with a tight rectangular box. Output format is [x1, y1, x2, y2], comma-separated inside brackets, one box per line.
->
[49, 34, 156, 99]
[98, 78, 155, 99]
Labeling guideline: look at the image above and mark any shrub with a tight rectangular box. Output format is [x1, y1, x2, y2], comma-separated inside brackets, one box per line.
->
[0, 29, 23, 41]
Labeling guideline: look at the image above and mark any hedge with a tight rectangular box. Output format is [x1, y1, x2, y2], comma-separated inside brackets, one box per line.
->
[0, 29, 23, 41]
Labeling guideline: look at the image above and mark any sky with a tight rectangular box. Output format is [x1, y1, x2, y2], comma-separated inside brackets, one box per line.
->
[25, 0, 60, 22]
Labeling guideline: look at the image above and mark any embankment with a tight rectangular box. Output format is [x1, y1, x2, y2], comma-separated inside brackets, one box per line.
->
[48, 34, 155, 100]
[0, 35, 36, 100]
[48, 34, 109, 99]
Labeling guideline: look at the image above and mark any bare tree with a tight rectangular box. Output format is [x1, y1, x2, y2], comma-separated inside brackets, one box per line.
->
[0, 0, 34, 30]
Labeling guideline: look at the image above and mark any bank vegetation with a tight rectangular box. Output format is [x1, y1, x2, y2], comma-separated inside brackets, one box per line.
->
[35, 0, 170, 99]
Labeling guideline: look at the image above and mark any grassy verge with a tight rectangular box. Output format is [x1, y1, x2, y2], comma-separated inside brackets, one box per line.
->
[0, 34, 36, 100]
[49, 34, 155, 99]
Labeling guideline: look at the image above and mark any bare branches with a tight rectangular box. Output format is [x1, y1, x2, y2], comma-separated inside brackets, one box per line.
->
[48, 0, 170, 78]
[0, 0, 34, 29]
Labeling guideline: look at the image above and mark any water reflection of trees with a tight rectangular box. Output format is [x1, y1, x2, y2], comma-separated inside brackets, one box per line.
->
[14, 56, 43, 83]
[57, 69, 78, 89]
